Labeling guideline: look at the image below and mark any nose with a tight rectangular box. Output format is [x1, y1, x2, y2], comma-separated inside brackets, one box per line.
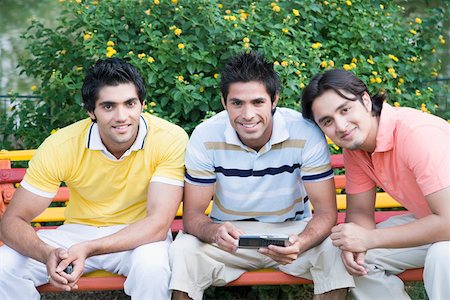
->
[115, 106, 127, 122]
[335, 116, 347, 132]
[241, 104, 255, 120]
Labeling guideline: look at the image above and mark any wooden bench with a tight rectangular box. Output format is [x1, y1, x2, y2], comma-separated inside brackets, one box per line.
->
[0, 150, 423, 292]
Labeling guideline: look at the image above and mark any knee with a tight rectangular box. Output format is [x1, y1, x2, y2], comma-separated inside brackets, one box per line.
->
[169, 233, 201, 262]
[0, 245, 27, 271]
[425, 241, 450, 269]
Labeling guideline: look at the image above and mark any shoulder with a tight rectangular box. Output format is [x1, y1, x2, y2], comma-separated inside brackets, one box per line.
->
[277, 107, 325, 139]
[191, 111, 228, 139]
[40, 118, 92, 150]
[143, 113, 188, 140]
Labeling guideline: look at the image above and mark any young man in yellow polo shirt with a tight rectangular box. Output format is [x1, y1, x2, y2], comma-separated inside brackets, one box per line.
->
[302, 69, 450, 300]
[0, 58, 188, 299]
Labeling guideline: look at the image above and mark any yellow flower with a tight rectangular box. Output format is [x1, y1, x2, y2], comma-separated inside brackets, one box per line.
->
[343, 64, 352, 71]
[178, 43, 185, 49]
[149, 109, 154, 113]
[311, 42, 322, 49]
[50, 129, 58, 135]
[137, 53, 146, 59]
[395, 88, 402, 95]
[75, 0, 81, 3]
[388, 54, 399, 62]
[370, 77, 376, 84]
[147, 57, 155, 63]
[282, 28, 289, 34]
[415, 90, 421, 96]
[410, 56, 418, 62]
[149, 101, 156, 107]
[171, 0, 178, 4]
[107, 41, 115, 47]
[372, 71, 378, 76]
[329, 60, 334, 67]
[60, 49, 66, 55]
[346, 0, 352, 6]
[333, 144, 340, 150]
[367, 58, 375, 65]
[244, 42, 250, 49]
[281, 61, 289, 67]
[31, 85, 37, 91]
[394, 102, 400, 107]
[351, 58, 357, 64]
[76, 66, 83, 71]
[439, 35, 446, 44]
[272, 5, 281, 12]
[225, 9, 231, 14]
[399, 78, 404, 84]
[145, 9, 151, 15]
[324, 1, 329, 5]
[379, 4, 384, 10]
[106, 46, 115, 52]
[431, 71, 438, 77]
[83, 33, 91, 40]
[300, 82, 305, 88]
[174, 28, 182, 36]
[415, 17, 422, 24]
[218, 4, 223, 9]
[409, 29, 417, 35]
[243, 37, 250, 43]
[292, 9, 300, 16]
[199, 86, 205, 93]
[214, 73, 219, 79]
[273, 61, 280, 66]
[350, 62, 356, 69]
[169, 25, 177, 31]
[376, 77, 382, 83]
[320, 61, 328, 68]
[154, 0, 160, 4]
[432, 48, 436, 53]
[177, 75, 184, 82]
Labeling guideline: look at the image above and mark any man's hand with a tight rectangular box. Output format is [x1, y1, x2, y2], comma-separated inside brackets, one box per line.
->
[212, 222, 244, 252]
[258, 235, 301, 265]
[55, 242, 91, 288]
[341, 250, 367, 276]
[46, 247, 77, 291]
[330, 222, 373, 252]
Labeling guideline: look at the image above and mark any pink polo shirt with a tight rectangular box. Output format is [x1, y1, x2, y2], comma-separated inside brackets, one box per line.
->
[344, 103, 450, 218]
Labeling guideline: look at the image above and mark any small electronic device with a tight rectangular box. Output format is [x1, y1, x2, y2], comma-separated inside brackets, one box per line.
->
[64, 264, 73, 275]
[238, 234, 289, 248]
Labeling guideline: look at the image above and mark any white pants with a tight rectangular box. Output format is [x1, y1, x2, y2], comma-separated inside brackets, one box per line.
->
[351, 214, 450, 300]
[0, 224, 172, 300]
[169, 221, 355, 300]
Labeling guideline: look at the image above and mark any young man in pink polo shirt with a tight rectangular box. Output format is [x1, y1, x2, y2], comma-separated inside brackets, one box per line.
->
[301, 69, 450, 300]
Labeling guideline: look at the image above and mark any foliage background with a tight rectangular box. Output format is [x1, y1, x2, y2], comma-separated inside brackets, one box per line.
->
[0, 0, 448, 149]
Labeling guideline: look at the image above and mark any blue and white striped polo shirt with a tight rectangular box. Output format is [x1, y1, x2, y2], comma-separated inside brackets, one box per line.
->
[185, 108, 333, 222]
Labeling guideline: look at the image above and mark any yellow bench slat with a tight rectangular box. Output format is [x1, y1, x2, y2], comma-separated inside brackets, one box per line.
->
[0, 150, 35, 161]
[33, 207, 65, 222]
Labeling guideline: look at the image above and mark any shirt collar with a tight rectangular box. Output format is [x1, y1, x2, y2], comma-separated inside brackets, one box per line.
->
[374, 102, 396, 153]
[86, 115, 148, 160]
[223, 108, 289, 151]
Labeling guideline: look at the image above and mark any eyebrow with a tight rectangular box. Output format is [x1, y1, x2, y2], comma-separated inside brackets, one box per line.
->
[98, 97, 139, 106]
[316, 102, 349, 124]
[229, 97, 266, 102]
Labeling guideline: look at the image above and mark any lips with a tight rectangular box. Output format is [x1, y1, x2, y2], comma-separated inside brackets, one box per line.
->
[340, 127, 356, 140]
[112, 124, 130, 133]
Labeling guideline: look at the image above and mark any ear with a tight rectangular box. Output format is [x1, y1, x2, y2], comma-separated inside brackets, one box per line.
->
[141, 101, 146, 112]
[221, 97, 226, 110]
[272, 94, 279, 109]
[88, 111, 96, 121]
[361, 92, 372, 112]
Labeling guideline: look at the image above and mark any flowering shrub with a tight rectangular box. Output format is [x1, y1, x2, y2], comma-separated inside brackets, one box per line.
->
[3, 0, 448, 149]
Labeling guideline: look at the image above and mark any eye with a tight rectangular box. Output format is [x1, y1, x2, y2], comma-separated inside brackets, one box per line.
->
[341, 106, 351, 114]
[231, 100, 242, 106]
[103, 104, 113, 111]
[322, 119, 332, 127]
[127, 100, 137, 107]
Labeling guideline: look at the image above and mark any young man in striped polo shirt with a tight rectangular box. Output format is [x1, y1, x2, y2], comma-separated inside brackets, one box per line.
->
[169, 52, 354, 300]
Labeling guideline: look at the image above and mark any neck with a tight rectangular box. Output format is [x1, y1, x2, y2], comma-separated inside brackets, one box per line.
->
[360, 116, 379, 153]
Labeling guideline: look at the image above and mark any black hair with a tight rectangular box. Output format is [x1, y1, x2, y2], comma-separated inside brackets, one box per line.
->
[81, 58, 146, 112]
[220, 51, 281, 103]
[301, 69, 385, 122]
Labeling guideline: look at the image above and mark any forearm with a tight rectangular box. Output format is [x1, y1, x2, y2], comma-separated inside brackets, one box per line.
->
[369, 213, 450, 249]
[345, 209, 376, 229]
[0, 216, 53, 263]
[297, 211, 336, 253]
[183, 211, 220, 244]
[83, 215, 170, 257]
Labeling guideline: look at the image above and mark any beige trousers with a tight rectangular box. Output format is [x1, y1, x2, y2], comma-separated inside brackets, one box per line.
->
[169, 220, 354, 300]
[350, 214, 450, 300]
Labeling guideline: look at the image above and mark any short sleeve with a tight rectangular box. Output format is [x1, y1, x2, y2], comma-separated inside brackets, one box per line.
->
[344, 150, 377, 194]
[184, 127, 216, 186]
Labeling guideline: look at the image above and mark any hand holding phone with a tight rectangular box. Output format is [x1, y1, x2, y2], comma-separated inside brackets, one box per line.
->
[238, 234, 289, 248]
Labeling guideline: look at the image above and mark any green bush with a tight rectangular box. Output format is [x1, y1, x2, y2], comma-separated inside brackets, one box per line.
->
[2, 0, 447, 149]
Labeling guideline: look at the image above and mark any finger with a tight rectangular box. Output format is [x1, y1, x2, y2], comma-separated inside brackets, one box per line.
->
[56, 248, 69, 260]
[331, 224, 342, 233]
[341, 251, 367, 275]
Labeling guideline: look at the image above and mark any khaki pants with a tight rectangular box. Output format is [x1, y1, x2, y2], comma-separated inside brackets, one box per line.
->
[169, 221, 354, 300]
[351, 214, 450, 300]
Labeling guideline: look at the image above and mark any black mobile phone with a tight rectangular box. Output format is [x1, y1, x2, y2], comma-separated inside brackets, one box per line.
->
[238, 234, 289, 248]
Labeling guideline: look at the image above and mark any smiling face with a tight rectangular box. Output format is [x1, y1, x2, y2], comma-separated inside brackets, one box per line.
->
[88, 83, 143, 158]
[222, 81, 278, 151]
[311, 89, 378, 152]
